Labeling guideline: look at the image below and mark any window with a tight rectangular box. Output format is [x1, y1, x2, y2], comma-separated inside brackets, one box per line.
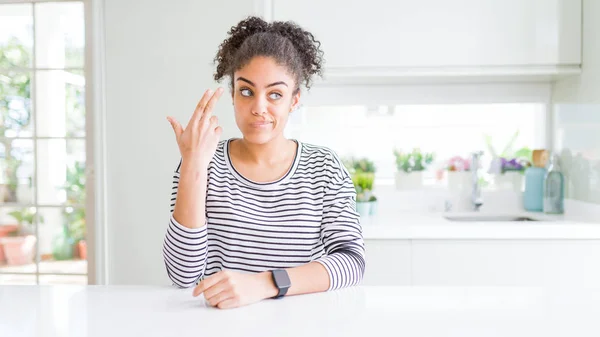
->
[0, 1, 87, 285]
[286, 103, 546, 187]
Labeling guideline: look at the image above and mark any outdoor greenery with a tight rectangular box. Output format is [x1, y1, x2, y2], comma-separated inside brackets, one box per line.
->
[1, 38, 33, 202]
[1, 37, 86, 253]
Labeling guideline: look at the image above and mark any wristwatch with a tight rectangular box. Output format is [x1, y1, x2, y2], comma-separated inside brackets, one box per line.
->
[271, 269, 291, 299]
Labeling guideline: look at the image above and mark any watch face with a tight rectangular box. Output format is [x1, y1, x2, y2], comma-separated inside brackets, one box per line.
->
[273, 269, 291, 288]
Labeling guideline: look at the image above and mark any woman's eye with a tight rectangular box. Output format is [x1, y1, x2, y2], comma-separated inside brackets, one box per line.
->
[269, 92, 282, 100]
[240, 89, 252, 97]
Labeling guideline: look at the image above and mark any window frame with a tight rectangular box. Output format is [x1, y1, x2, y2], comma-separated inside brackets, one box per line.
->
[0, 0, 105, 285]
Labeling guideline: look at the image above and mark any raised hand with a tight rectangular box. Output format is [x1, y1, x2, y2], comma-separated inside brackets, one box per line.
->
[167, 87, 224, 168]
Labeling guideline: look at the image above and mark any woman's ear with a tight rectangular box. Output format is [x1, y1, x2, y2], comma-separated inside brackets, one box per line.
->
[290, 90, 301, 112]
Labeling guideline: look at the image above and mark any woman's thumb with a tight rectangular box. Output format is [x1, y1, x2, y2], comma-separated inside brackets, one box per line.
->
[167, 117, 183, 138]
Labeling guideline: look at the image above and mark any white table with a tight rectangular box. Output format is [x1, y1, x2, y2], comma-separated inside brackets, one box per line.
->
[2, 285, 600, 337]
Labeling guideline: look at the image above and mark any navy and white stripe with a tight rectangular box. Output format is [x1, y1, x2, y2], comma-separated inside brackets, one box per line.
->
[163, 139, 365, 290]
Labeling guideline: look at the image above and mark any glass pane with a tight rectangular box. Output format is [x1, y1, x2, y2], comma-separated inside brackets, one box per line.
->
[40, 274, 87, 285]
[38, 207, 87, 274]
[0, 4, 33, 69]
[35, 2, 85, 68]
[0, 139, 34, 204]
[36, 70, 86, 137]
[0, 274, 36, 285]
[0, 206, 38, 272]
[288, 103, 545, 187]
[0, 71, 34, 138]
[37, 139, 85, 205]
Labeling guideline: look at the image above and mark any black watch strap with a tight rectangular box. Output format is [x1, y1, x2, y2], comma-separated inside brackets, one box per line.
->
[271, 269, 291, 299]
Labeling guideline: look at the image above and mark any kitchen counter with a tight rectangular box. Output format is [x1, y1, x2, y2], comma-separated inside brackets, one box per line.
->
[361, 211, 600, 239]
[2, 285, 600, 337]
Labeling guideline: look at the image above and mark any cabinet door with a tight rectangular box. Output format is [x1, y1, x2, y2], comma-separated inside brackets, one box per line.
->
[412, 240, 600, 286]
[362, 240, 411, 286]
[272, 0, 581, 69]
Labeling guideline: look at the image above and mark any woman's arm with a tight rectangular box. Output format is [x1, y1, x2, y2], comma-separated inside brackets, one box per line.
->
[163, 88, 224, 288]
[162, 160, 209, 288]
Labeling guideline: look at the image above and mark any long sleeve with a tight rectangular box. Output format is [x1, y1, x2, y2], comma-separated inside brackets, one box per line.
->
[162, 160, 208, 288]
[315, 162, 366, 290]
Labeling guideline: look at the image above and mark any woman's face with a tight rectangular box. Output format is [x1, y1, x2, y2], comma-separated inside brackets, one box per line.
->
[232, 56, 300, 145]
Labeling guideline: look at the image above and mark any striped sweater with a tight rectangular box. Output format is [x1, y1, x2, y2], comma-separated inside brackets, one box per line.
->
[162, 139, 365, 291]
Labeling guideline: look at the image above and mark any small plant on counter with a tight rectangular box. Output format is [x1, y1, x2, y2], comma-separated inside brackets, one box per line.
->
[343, 157, 376, 175]
[343, 157, 379, 216]
[393, 148, 435, 173]
[499, 157, 531, 173]
[351, 171, 375, 196]
[484, 130, 533, 174]
[445, 156, 471, 172]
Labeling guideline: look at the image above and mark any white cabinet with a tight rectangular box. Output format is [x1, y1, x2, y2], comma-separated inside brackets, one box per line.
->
[362, 240, 411, 286]
[270, 0, 581, 81]
[362, 239, 600, 287]
[411, 240, 600, 287]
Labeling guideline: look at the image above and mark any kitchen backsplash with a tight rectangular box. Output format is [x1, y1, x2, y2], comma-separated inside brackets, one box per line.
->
[554, 104, 600, 204]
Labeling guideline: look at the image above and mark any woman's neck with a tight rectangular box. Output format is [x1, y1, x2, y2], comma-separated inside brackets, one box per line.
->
[235, 135, 295, 166]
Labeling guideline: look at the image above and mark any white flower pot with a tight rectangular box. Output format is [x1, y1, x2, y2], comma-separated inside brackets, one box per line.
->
[395, 171, 423, 190]
[445, 171, 473, 212]
[447, 171, 472, 192]
[494, 171, 523, 192]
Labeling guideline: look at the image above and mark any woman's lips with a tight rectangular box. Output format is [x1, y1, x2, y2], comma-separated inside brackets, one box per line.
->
[250, 121, 273, 129]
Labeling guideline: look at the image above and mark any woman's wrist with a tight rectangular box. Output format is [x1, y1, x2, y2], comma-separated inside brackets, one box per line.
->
[257, 271, 279, 300]
[181, 157, 209, 173]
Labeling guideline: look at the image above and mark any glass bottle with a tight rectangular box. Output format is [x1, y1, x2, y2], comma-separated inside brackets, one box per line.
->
[543, 154, 564, 214]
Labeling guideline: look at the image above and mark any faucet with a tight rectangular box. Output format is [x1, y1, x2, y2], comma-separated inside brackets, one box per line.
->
[471, 151, 484, 211]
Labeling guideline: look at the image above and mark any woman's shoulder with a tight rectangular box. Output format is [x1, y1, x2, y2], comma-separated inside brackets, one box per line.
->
[299, 141, 347, 172]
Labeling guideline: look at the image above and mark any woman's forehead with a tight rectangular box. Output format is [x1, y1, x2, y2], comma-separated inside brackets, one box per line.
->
[235, 57, 295, 86]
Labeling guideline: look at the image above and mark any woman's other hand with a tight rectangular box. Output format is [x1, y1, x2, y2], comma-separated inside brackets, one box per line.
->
[193, 270, 278, 309]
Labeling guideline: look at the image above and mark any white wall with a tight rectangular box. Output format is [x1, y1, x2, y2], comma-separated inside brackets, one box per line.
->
[103, 0, 254, 284]
[98, 0, 583, 285]
[552, 0, 600, 204]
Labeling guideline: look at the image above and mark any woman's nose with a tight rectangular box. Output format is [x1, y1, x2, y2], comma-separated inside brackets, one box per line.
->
[251, 96, 268, 116]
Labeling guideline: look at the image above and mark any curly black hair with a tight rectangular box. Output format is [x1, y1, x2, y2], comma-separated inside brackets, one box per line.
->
[213, 16, 324, 92]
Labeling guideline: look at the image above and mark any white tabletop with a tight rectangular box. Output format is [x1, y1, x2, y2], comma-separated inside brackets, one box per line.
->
[2, 285, 600, 337]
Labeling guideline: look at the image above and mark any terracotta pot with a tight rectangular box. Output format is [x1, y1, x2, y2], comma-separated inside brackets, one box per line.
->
[0, 225, 18, 264]
[78, 240, 87, 260]
[0, 235, 36, 266]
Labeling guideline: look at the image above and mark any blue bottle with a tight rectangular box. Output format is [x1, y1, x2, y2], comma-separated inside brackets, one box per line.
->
[523, 167, 546, 212]
[543, 154, 564, 214]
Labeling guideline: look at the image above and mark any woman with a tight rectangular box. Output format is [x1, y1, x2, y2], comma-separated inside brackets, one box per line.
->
[163, 16, 365, 309]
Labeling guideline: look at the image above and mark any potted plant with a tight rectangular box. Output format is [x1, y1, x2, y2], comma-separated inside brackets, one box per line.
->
[485, 131, 532, 191]
[0, 207, 43, 265]
[488, 156, 528, 192]
[352, 173, 375, 217]
[0, 223, 18, 264]
[65, 208, 86, 260]
[53, 161, 87, 260]
[393, 148, 434, 190]
[344, 157, 377, 217]
[444, 155, 472, 191]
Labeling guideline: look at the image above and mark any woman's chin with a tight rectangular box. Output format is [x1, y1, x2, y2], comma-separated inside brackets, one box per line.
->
[242, 131, 275, 144]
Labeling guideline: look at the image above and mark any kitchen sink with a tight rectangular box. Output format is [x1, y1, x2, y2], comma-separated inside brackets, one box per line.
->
[444, 215, 539, 222]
